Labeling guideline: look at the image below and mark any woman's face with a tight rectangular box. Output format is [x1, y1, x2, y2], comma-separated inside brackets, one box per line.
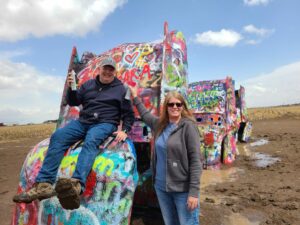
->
[167, 97, 183, 119]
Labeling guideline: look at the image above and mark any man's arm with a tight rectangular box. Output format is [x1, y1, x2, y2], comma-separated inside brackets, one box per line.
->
[113, 97, 134, 142]
[66, 89, 81, 106]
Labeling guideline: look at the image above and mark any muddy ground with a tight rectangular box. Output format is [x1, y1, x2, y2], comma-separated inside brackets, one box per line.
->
[0, 119, 299, 225]
[198, 119, 300, 225]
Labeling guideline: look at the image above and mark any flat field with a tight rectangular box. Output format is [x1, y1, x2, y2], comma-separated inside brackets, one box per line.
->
[1, 105, 300, 225]
[248, 105, 300, 121]
[0, 123, 55, 142]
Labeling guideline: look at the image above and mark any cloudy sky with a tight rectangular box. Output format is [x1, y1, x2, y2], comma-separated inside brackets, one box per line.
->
[0, 0, 299, 124]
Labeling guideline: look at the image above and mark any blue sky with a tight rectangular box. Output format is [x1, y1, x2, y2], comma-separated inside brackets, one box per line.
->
[1, 0, 300, 124]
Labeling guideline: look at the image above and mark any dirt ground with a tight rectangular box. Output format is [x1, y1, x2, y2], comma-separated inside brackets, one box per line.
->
[0, 119, 299, 225]
[198, 119, 300, 225]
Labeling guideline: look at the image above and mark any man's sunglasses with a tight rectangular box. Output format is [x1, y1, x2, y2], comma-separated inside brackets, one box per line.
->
[167, 102, 183, 108]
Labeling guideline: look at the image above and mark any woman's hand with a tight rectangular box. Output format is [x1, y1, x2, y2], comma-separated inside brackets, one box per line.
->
[187, 196, 199, 211]
[128, 85, 138, 98]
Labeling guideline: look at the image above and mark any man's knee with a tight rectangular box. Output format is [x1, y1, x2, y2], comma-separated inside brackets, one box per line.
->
[50, 128, 65, 143]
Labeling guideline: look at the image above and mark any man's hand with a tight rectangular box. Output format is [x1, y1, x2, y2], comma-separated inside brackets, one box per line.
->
[113, 130, 128, 142]
[187, 196, 199, 211]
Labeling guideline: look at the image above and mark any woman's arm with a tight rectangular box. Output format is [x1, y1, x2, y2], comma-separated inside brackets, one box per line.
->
[133, 97, 158, 130]
[129, 86, 158, 130]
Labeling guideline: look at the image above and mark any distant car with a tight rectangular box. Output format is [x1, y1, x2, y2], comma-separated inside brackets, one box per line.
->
[187, 77, 238, 169]
[12, 22, 189, 224]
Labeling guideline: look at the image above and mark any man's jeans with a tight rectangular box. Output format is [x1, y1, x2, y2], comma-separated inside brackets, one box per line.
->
[155, 187, 200, 225]
[36, 120, 117, 189]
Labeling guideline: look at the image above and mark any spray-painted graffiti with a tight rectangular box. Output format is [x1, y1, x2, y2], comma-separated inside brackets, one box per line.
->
[12, 138, 138, 225]
[241, 121, 252, 142]
[188, 80, 226, 113]
[236, 86, 253, 142]
[160, 26, 188, 104]
[188, 77, 238, 169]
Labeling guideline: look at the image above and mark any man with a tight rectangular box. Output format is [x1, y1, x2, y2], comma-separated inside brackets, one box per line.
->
[13, 56, 134, 210]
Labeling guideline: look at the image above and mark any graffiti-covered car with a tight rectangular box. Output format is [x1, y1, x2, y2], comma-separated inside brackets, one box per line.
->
[187, 77, 238, 169]
[12, 50, 139, 225]
[12, 22, 188, 224]
[235, 85, 252, 142]
[126, 23, 189, 208]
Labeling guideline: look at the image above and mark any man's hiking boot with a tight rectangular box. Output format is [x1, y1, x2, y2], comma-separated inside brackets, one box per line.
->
[55, 178, 82, 210]
[13, 182, 56, 203]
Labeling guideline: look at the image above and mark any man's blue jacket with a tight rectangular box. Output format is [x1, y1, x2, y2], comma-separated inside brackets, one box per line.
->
[67, 76, 134, 132]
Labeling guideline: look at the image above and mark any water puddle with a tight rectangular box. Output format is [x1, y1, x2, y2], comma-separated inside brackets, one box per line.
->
[242, 138, 280, 168]
[224, 213, 261, 225]
[201, 167, 244, 189]
[250, 139, 269, 147]
[200, 167, 244, 204]
[253, 152, 280, 168]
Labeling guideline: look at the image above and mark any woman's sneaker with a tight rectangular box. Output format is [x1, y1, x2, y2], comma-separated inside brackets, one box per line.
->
[13, 182, 56, 203]
[55, 178, 81, 210]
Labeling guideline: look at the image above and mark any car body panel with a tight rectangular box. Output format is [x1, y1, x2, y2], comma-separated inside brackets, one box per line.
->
[188, 77, 238, 169]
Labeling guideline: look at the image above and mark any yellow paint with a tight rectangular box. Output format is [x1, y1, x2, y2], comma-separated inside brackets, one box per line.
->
[93, 155, 115, 176]
[26, 146, 48, 166]
[60, 154, 78, 171]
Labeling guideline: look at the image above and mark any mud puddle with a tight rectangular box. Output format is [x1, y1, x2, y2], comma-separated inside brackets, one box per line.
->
[253, 152, 280, 167]
[201, 166, 267, 225]
[224, 210, 265, 225]
[242, 139, 280, 168]
[200, 139, 271, 225]
[201, 167, 244, 189]
[250, 138, 269, 147]
[201, 167, 244, 204]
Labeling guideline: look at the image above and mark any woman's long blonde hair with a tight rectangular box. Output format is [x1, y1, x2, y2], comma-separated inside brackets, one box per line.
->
[156, 91, 195, 137]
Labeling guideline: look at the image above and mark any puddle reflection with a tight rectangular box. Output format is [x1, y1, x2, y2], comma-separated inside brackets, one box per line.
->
[224, 212, 262, 225]
[201, 167, 243, 189]
[242, 139, 280, 168]
[250, 139, 269, 147]
[253, 152, 280, 168]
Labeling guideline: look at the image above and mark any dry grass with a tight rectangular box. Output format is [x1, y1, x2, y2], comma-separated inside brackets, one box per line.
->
[0, 123, 55, 142]
[1, 105, 299, 141]
[248, 105, 300, 121]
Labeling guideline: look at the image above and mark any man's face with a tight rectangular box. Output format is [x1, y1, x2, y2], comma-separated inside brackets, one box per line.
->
[99, 65, 116, 84]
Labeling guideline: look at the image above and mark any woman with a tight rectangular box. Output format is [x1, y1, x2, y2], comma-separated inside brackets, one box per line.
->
[130, 87, 202, 225]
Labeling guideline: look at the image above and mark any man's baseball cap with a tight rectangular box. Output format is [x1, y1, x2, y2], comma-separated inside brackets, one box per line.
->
[101, 56, 116, 69]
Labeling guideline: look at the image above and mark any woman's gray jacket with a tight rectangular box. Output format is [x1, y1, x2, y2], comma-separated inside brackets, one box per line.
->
[133, 97, 202, 197]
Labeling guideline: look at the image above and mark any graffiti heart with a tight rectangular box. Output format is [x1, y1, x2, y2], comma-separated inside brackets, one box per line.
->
[124, 52, 140, 64]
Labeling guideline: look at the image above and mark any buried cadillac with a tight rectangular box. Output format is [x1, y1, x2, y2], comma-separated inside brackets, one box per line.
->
[12, 22, 189, 225]
[187, 77, 239, 169]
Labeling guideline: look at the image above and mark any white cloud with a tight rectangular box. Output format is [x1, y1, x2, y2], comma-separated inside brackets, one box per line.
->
[192, 25, 273, 47]
[238, 61, 300, 107]
[244, 0, 271, 6]
[243, 24, 274, 37]
[0, 49, 29, 59]
[193, 29, 243, 47]
[245, 39, 261, 45]
[0, 0, 127, 42]
[0, 60, 65, 124]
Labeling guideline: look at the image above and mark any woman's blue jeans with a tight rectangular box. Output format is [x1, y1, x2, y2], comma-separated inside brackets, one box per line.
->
[155, 187, 200, 225]
[35, 120, 117, 189]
